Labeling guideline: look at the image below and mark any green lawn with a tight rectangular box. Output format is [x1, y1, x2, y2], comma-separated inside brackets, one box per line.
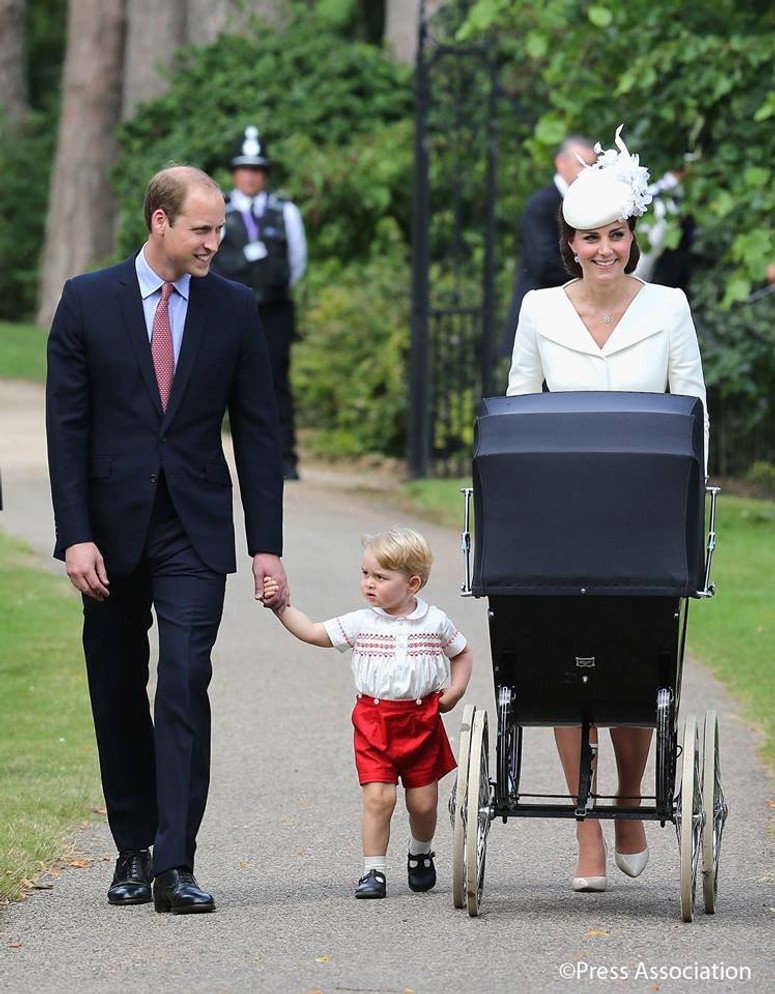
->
[405, 478, 775, 772]
[0, 532, 101, 902]
[0, 321, 48, 383]
[689, 498, 775, 769]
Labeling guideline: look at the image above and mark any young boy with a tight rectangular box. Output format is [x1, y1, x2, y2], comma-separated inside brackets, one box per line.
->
[263, 526, 473, 899]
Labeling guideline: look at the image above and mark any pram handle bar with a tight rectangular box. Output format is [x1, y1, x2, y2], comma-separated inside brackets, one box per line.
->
[461, 487, 473, 596]
[697, 484, 721, 598]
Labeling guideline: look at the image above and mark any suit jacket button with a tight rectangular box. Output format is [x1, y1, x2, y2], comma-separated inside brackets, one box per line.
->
[150, 473, 158, 483]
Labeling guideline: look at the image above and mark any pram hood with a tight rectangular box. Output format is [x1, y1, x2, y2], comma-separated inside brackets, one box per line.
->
[472, 391, 706, 597]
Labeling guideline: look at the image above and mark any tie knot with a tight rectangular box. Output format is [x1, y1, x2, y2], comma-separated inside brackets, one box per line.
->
[160, 282, 174, 303]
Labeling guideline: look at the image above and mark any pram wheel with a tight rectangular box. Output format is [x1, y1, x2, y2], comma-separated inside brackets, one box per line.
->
[451, 704, 476, 908]
[655, 687, 676, 818]
[496, 686, 522, 809]
[466, 709, 491, 916]
[678, 715, 703, 922]
[701, 710, 727, 914]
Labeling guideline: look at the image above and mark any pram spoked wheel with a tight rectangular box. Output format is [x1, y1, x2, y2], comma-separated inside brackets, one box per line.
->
[465, 709, 491, 916]
[678, 715, 703, 922]
[451, 704, 476, 908]
[655, 688, 676, 815]
[701, 709, 728, 914]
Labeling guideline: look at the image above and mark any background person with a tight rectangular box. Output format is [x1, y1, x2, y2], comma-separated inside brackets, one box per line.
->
[500, 134, 596, 357]
[507, 125, 708, 893]
[46, 165, 289, 915]
[212, 126, 307, 480]
[263, 527, 473, 900]
[633, 166, 695, 293]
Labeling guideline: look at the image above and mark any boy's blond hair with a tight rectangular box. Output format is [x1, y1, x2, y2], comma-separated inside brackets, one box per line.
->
[363, 527, 433, 588]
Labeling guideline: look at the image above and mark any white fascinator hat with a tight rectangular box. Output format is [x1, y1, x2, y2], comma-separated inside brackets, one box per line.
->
[562, 125, 653, 229]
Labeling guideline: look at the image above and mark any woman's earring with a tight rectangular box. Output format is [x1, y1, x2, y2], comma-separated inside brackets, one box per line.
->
[573, 254, 580, 263]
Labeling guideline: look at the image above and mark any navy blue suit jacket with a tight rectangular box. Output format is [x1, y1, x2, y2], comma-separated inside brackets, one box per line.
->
[501, 183, 569, 357]
[46, 255, 283, 576]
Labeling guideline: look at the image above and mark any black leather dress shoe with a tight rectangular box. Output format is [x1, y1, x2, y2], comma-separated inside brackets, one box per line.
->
[107, 849, 152, 906]
[153, 867, 215, 914]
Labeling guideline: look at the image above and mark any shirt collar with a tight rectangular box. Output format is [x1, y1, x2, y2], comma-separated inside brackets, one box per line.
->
[230, 189, 267, 214]
[136, 245, 191, 302]
[371, 597, 429, 621]
[554, 173, 571, 197]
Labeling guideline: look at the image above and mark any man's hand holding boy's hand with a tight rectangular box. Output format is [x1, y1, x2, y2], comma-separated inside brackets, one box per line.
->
[254, 554, 289, 611]
[262, 575, 284, 612]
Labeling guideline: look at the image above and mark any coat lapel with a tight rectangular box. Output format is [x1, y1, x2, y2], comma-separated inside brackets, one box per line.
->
[536, 284, 664, 357]
[115, 256, 164, 416]
[536, 290, 602, 357]
[600, 288, 664, 356]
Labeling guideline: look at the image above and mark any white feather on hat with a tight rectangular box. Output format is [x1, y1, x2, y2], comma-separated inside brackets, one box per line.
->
[562, 125, 652, 229]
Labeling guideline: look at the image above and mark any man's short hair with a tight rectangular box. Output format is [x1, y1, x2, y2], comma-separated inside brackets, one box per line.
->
[143, 166, 222, 231]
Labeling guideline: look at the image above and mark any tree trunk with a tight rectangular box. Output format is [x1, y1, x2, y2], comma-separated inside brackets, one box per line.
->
[36, 0, 126, 328]
[386, 0, 445, 63]
[121, 1, 282, 117]
[185, 0, 282, 45]
[121, 0, 186, 119]
[0, 0, 29, 120]
[385, 0, 418, 63]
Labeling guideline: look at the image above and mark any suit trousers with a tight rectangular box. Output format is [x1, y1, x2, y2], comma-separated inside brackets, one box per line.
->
[81, 478, 226, 875]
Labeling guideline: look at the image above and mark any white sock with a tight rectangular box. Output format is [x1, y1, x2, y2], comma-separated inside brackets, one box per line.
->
[409, 835, 432, 856]
[364, 856, 386, 875]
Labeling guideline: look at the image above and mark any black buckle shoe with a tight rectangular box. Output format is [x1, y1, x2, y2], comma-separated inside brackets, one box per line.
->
[355, 869, 386, 899]
[407, 851, 436, 892]
[153, 866, 215, 914]
[107, 849, 152, 905]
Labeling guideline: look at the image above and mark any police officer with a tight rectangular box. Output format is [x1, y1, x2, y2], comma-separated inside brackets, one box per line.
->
[213, 126, 307, 479]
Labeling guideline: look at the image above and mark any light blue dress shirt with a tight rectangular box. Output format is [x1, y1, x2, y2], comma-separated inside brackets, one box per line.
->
[135, 247, 191, 364]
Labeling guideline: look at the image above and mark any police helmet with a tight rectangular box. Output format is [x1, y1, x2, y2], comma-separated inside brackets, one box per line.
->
[230, 126, 272, 169]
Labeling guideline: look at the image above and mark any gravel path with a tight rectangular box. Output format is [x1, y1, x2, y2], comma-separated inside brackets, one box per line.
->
[1, 380, 773, 993]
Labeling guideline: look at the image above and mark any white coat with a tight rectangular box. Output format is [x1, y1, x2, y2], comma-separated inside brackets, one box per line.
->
[506, 279, 709, 463]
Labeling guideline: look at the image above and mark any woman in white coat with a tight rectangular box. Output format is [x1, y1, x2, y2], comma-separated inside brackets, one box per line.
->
[507, 126, 708, 892]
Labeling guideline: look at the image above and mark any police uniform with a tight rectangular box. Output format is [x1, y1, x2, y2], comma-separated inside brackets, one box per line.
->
[212, 127, 307, 478]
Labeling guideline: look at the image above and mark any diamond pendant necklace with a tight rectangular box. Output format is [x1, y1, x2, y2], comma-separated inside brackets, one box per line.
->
[586, 298, 616, 323]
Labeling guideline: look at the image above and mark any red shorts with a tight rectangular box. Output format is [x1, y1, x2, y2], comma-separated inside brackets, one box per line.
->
[352, 692, 457, 789]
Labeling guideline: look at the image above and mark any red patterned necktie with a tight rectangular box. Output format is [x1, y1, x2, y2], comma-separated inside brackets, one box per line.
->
[151, 282, 175, 411]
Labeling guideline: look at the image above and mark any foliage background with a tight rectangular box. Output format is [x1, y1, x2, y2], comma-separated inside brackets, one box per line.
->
[462, 0, 775, 473]
[110, 8, 414, 457]
[1, 0, 773, 468]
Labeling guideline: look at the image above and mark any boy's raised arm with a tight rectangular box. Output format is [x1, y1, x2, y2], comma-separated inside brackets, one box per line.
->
[263, 577, 333, 647]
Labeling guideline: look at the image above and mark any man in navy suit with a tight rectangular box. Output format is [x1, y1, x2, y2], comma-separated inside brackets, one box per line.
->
[46, 165, 289, 914]
[500, 135, 595, 357]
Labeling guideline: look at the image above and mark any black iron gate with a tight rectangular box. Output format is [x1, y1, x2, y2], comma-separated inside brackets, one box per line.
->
[408, 0, 500, 478]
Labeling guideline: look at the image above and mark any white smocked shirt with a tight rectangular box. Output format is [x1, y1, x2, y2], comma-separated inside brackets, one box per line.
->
[323, 597, 467, 701]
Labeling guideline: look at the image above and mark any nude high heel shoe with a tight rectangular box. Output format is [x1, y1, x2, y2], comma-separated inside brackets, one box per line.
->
[615, 847, 649, 878]
[572, 840, 607, 892]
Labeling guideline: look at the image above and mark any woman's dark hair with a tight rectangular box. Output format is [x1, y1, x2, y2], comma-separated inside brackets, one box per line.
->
[558, 213, 640, 278]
